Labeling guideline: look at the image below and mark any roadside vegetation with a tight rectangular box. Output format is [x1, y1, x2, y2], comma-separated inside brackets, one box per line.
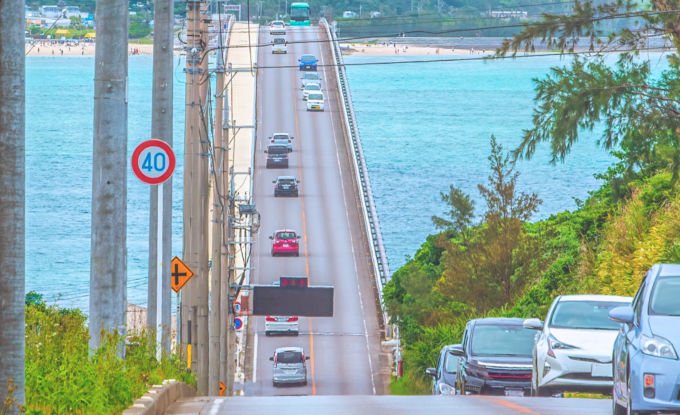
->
[387, 0, 680, 394]
[2, 293, 194, 414]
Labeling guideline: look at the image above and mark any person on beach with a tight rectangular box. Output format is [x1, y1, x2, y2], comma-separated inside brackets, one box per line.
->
[436, 48, 440, 54]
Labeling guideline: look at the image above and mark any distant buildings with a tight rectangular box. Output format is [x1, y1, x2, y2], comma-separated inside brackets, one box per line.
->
[487, 10, 528, 19]
[343, 11, 357, 18]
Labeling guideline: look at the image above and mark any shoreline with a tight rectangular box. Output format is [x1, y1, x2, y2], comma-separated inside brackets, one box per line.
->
[25, 42, 154, 56]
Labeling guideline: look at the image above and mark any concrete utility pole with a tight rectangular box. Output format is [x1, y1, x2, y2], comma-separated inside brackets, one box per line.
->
[182, 0, 210, 395]
[225, 62, 236, 397]
[148, 0, 174, 354]
[0, 1, 26, 412]
[90, 0, 128, 354]
[209, 19, 226, 396]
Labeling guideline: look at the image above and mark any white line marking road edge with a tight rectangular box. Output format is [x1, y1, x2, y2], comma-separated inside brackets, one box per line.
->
[253, 333, 258, 383]
[320, 37, 377, 396]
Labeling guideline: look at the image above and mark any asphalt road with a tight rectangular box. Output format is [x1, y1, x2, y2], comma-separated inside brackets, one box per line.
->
[246, 25, 387, 396]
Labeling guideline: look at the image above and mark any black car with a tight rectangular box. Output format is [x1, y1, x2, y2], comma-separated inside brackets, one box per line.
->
[426, 344, 462, 395]
[265, 144, 289, 168]
[455, 318, 536, 397]
[273, 176, 300, 197]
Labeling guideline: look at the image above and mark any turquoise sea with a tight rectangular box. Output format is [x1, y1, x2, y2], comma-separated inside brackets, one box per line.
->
[25, 53, 667, 310]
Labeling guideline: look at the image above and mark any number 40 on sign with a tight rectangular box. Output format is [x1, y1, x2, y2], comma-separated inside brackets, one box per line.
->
[132, 139, 176, 185]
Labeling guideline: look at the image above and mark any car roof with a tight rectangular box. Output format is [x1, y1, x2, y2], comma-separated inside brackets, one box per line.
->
[272, 132, 289, 136]
[277, 176, 296, 180]
[658, 264, 680, 277]
[304, 84, 321, 88]
[557, 294, 632, 302]
[272, 20, 284, 24]
[274, 229, 296, 233]
[275, 347, 303, 353]
[301, 55, 316, 60]
[470, 317, 527, 326]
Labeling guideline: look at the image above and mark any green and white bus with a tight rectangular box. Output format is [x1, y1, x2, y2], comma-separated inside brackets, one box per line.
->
[289, 3, 310, 26]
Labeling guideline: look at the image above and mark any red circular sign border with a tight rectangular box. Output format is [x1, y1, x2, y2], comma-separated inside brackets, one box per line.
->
[132, 139, 176, 185]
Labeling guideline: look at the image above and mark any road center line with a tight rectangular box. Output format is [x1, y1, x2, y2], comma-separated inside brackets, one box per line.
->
[478, 396, 542, 414]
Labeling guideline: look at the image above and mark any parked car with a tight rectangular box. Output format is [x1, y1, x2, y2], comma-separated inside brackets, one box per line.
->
[299, 54, 318, 71]
[273, 176, 300, 197]
[455, 318, 536, 396]
[303, 83, 322, 100]
[426, 344, 462, 395]
[301, 72, 322, 89]
[265, 281, 299, 335]
[523, 294, 632, 397]
[265, 144, 289, 168]
[270, 346, 309, 386]
[270, 21, 286, 35]
[272, 37, 287, 54]
[306, 92, 324, 112]
[610, 264, 680, 415]
[269, 229, 301, 256]
[269, 132, 294, 152]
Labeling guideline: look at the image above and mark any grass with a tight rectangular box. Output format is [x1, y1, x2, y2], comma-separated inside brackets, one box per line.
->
[130, 37, 153, 45]
[17, 292, 195, 414]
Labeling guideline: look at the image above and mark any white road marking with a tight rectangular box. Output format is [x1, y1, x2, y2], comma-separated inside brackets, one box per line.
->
[319, 35, 377, 396]
[253, 333, 259, 383]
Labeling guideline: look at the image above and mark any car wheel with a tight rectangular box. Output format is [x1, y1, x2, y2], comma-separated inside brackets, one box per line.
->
[265, 331, 271, 336]
[274, 194, 278, 197]
[294, 331, 299, 336]
[271, 252, 276, 257]
[295, 253, 300, 257]
[273, 381, 277, 387]
[303, 380, 308, 386]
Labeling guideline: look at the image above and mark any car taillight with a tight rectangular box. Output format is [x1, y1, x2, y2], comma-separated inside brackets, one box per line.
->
[288, 316, 298, 322]
[271, 139, 275, 143]
[266, 316, 275, 322]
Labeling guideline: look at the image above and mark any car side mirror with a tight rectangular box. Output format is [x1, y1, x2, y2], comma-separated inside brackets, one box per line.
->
[609, 306, 634, 325]
[290, 136, 295, 139]
[306, 356, 310, 360]
[448, 344, 464, 357]
[425, 368, 436, 377]
[269, 356, 274, 361]
[272, 180, 276, 183]
[523, 318, 544, 331]
[297, 236, 301, 239]
[264, 150, 268, 153]
[269, 236, 273, 240]
[296, 180, 300, 183]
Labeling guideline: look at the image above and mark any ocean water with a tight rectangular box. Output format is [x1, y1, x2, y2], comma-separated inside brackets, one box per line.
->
[343, 54, 663, 270]
[26, 55, 186, 311]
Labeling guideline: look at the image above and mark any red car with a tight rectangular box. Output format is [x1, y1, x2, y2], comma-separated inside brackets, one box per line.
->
[269, 229, 301, 256]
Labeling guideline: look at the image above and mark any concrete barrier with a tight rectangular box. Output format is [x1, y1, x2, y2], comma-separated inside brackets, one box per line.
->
[122, 380, 195, 415]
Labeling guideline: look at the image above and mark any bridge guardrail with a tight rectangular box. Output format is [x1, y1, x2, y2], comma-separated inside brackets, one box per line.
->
[319, 18, 392, 334]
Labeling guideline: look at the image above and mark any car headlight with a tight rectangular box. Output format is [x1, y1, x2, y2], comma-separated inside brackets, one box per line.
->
[641, 334, 678, 359]
[438, 383, 455, 395]
[548, 334, 578, 357]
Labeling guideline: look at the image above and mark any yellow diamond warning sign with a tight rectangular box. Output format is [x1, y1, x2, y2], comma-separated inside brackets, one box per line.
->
[171, 256, 195, 294]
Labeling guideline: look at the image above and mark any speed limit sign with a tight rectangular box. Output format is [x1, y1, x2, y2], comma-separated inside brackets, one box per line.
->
[132, 139, 176, 185]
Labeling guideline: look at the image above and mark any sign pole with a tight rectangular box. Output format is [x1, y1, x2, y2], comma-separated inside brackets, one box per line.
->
[156, 183, 163, 359]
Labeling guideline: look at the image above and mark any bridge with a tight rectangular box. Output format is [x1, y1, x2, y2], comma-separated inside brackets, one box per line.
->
[163, 20, 614, 415]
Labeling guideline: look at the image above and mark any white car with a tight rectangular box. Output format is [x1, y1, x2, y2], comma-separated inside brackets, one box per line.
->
[265, 282, 299, 335]
[306, 92, 324, 111]
[302, 84, 322, 100]
[301, 72, 322, 89]
[523, 294, 632, 396]
[272, 37, 287, 54]
[269, 132, 294, 152]
[270, 21, 286, 35]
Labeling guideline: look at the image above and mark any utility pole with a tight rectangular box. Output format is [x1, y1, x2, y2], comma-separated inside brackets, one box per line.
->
[148, 0, 174, 354]
[0, 1, 26, 413]
[90, 0, 128, 354]
[209, 17, 226, 397]
[225, 62, 237, 397]
[182, 0, 210, 395]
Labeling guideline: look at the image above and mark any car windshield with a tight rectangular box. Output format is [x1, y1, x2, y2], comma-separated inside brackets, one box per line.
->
[309, 94, 323, 101]
[471, 324, 536, 357]
[304, 73, 319, 80]
[276, 232, 296, 239]
[550, 300, 628, 330]
[444, 352, 458, 373]
[273, 38, 285, 44]
[302, 55, 315, 61]
[272, 134, 288, 140]
[276, 351, 302, 364]
[305, 85, 320, 90]
[291, 7, 309, 19]
[649, 276, 680, 316]
[268, 146, 287, 154]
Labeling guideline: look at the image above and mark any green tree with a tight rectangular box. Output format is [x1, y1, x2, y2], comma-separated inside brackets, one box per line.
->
[431, 184, 475, 244]
[495, 0, 680, 183]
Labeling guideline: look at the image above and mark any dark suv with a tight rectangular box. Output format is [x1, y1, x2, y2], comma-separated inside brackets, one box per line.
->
[273, 176, 300, 197]
[455, 318, 536, 396]
[265, 144, 289, 169]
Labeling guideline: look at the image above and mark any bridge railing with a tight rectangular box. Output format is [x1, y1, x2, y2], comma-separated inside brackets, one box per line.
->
[319, 18, 392, 335]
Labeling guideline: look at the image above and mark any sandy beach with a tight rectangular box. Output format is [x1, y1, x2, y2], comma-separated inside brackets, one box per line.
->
[340, 42, 492, 56]
[25, 42, 154, 56]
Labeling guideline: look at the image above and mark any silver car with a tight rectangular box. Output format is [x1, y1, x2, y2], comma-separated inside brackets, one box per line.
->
[301, 72, 322, 89]
[270, 346, 309, 386]
[269, 132, 294, 152]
